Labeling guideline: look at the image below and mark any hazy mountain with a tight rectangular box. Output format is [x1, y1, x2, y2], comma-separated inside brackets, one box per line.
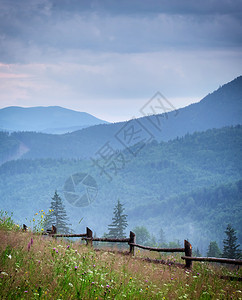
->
[0, 106, 109, 134]
[1, 76, 241, 163]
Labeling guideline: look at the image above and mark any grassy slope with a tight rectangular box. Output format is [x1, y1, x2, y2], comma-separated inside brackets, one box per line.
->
[0, 223, 242, 299]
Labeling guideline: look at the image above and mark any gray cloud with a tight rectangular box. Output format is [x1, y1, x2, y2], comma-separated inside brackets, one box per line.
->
[0, 0, 241, 121]
[1, 3, 242, 64]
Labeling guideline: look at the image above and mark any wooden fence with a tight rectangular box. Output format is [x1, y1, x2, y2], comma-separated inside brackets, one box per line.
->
[25, 224, 242, 269]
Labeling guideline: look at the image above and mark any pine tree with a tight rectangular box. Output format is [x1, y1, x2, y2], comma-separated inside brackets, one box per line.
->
[107, 200, 128, 238]
[207, 241, 221, 257]
[45, 191, 72, 234]
[222, 224, 241, 259]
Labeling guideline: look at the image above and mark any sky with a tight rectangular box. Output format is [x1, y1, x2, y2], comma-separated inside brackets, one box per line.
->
[0, 0, 242, 122]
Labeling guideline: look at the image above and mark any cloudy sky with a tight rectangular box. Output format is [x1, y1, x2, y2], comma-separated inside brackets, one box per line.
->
[0, 0, 241, 122]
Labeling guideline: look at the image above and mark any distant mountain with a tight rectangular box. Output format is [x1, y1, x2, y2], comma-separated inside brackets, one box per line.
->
[0, 76, 241, 162]
[0, 106, 109, 133]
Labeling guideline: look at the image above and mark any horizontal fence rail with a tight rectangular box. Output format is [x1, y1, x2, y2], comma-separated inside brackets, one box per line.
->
[129, 243, 185, 253]
[54, 234, 87, 238]
[84, 237, 131, 243]
[181, 256, 242, 265]
[24, 224, 242, 269]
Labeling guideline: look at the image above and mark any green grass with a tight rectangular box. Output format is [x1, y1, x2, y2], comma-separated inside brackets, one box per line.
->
[0, 213, 241, 299]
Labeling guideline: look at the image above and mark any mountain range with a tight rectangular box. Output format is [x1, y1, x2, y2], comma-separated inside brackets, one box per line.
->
[0, 76, 241, 164]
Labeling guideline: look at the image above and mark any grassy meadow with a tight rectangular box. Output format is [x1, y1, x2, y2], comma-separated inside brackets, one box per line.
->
[0, 211, 241, 299]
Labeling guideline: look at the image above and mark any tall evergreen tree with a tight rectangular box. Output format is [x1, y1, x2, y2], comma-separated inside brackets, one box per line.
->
[222, 224, 241, 259]
[45, 191, 72, 234]
[107, 200, 128, 238]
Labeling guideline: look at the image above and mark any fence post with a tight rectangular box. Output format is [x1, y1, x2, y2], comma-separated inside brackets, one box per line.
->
[86, 227, 93, 247]
[184, 240, 192, 268]
[51, 225, 57, 234]
[129, 231, 136, 256]
[52, 225, 57, 239]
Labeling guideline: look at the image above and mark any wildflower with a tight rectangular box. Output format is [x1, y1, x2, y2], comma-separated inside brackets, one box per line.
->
[56, 250, 58, 253]
[41, 228, 44, 231]
[41, 215, 44, 219]
[106, 285, 110, 288]
[75, 250, 78, 253]
[53, 248, 56, 251]
[24, 291, 28, 293]
[93, 264, 96, 267]
[28, 242, 31, 251]
[68, 283, 73, 287]
[31, 238, 33, 245]
[75, 266, 78, 270]
[33, 218, 35, 222]
[171, 278, 173, 280]
[49, 209, 52, 212]
[67, 245, 70, 249]
[7, 254, 12, 259]
[129, 277, 132, 280]
[41, 210, 43, 212]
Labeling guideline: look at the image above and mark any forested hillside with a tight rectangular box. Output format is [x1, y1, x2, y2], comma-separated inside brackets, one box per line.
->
[0, 126, 241, 253]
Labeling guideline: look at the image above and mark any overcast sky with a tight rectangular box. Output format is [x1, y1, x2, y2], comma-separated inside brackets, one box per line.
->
[0, 0, 241, 122]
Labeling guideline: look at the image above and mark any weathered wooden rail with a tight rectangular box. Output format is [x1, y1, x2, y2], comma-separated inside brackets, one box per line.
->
[25, 224, 242, 269]
[181, 256, 242, 265]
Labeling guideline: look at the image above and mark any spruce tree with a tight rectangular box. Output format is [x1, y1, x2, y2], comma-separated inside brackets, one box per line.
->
[107, 200, 128, 238]
[45, 191, 72, 234]
[222, 224, 241, 259]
